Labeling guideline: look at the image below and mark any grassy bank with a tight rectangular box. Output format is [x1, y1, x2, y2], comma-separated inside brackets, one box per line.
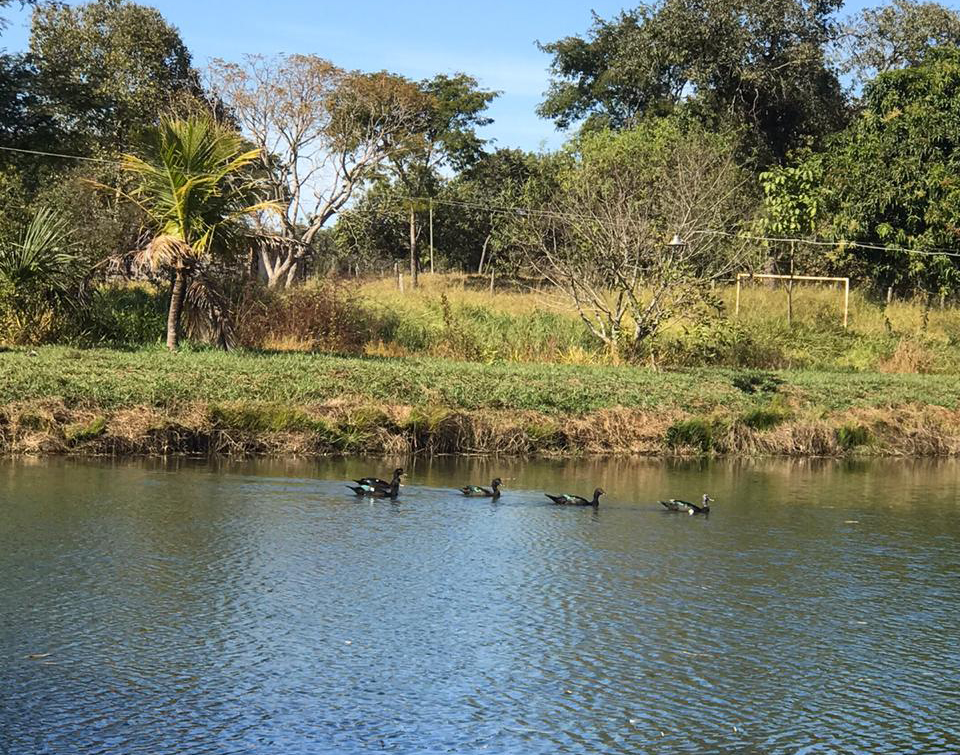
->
[2, 346, 960, 458]
[22, 274, 960, 374]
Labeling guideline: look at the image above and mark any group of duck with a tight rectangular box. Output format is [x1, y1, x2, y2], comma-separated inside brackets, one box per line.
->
[346, 468, 715, 515]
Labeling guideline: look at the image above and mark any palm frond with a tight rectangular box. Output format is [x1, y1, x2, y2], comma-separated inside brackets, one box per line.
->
[120, 114, 274, 259]
[183, 266, 236, 349]
[0, 207, 78, 293]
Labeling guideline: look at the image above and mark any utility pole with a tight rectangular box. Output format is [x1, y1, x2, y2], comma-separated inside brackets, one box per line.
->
[787, 242, 795, 328]
[409, 203, 418, 289]
[429, 198, 434, 275]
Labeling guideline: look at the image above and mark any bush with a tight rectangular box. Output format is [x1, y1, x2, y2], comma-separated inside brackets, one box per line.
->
[732, 370, 784, 394]
[741, 407, 789, 430]
[836, 424, 871, 450]
[655, 317, 785, 369]
[665, 418, 714, 452]
[75, 286, 167, 346]
[235, 283, 371, 353]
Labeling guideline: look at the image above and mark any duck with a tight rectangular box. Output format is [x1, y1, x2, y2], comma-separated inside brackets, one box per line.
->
[347, 469, 402, 499]
[459, 478, 502, 499]
[353, 468, 404, 493]
[546, 488, 603, 507]
[661, 494, 713, 515]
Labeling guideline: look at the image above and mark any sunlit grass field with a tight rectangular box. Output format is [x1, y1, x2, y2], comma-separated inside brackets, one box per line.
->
[352, 273, 960, 373]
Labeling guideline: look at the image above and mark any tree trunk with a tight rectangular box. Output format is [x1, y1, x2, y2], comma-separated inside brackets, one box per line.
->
[478, 233, 491, 275]
[409, 205, 418, 289]
[166, 266, 188, 351]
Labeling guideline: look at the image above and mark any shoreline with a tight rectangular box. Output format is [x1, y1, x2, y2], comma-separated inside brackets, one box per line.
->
[3, 399, 958, 459]
[3, 347, 960, 459]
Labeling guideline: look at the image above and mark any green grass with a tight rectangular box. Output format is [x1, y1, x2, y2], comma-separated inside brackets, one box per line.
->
[4, 346, 960, 416]
[15, 275, 960, 374]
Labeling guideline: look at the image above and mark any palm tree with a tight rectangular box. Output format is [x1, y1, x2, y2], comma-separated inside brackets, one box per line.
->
[120, 114, 270, 350]
[0, 207, 79, 343]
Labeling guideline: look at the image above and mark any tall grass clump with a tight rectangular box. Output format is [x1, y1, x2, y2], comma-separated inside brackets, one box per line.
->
[235, 282, 372, 353]
[836, 423, 871, 451]
[740, 407, 789, 430]
[75, 285, 168, 346]
[665, 418, 715, 453]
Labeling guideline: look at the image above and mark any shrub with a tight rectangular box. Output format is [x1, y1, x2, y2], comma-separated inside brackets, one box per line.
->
[654, 317, 786, 369]
[66, 416, 107, 443]
[732, 370, 784, 394]
[76, 286, 167, 346]
[741, 407, 788, 430]
[665, 418, 714, 452]
[836, 424, 871, 451]
[235, 283, 371, 353]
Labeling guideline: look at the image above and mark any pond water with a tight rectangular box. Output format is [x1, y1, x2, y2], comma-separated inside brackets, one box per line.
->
[1, 456, 959, 754]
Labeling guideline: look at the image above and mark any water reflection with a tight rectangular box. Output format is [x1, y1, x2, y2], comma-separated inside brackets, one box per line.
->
[1, 457, 958, 754]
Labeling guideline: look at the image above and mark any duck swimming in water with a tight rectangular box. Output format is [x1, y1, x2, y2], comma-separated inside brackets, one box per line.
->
[660, 494, 713, 515]
[347, 469, 402, 499]
[459, 478, 502, 499]
[546, 488, 603, 507]
[354, 468, 404, 493]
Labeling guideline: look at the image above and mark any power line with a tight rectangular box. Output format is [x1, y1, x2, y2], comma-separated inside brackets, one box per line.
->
[0, 144, 120, 165]
[696, 229, 960, 260]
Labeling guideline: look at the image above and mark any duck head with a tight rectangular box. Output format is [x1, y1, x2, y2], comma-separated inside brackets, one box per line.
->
[593, 488, 604, 505]
[491, 477, 503, 489]
[702, 494, 714, 506]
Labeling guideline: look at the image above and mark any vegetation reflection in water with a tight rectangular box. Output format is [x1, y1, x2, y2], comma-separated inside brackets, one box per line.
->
[1, 456, 959, 755]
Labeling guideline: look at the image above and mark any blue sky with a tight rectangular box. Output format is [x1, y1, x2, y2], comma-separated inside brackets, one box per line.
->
[0, 0, 933, 151]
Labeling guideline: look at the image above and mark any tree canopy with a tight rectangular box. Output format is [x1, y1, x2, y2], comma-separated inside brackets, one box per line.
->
[538, 0, 847, 163]
[837, 0, 960, 89]
[824, 47, 960, 296]
[29, 0, 201, 152]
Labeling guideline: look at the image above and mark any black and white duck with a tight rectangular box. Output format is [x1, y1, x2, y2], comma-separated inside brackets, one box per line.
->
[459, 478, 502, 499]
[347, 469, 402, 499]
[546, 488, 603, 507]
[353, 468, 404, 493]
[660, 494, 713, 515]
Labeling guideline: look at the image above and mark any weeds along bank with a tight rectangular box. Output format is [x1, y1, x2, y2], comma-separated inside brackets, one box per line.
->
[2, 347, 960, 458]
[13, 276, 960, 374]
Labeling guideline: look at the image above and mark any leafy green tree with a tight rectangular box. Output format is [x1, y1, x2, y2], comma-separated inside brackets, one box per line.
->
[29, 0, 201, 153]
[117, 115, 270, 350]
[334, 148, 536, 276]
[331, 180, 409, 267]
[837, 0, 960, 90]
[755, 153, 829, 324]
[444, 148, 538, 273]
[384, 73, 497, 286]
[824, 47, 960, 297]
[538, 0, 847, 163]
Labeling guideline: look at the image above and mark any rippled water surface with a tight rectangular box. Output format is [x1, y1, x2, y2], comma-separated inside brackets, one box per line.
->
[2, 457, 959, 754]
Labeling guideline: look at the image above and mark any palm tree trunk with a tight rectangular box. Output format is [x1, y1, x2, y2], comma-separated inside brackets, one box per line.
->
[166, 266, 188, 351]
